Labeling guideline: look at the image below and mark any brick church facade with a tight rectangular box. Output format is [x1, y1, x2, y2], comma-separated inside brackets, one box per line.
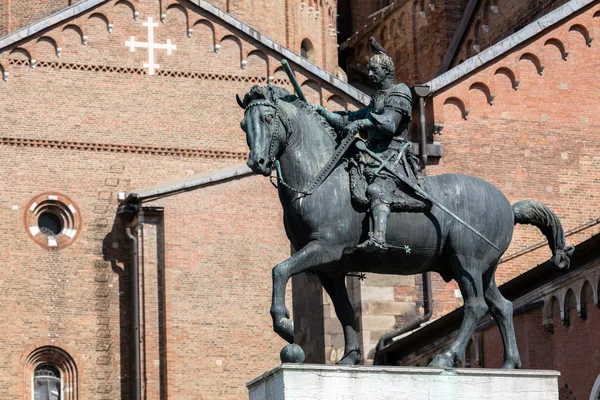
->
[1, 0, 600, 399]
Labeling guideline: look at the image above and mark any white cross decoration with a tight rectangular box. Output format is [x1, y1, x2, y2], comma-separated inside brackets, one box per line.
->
[125, 17, 177, 75]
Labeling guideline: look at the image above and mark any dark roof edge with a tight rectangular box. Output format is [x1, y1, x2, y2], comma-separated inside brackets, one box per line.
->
[427, 0, 596, 93]
[0, 0, 370, 105]
[436, 0, 480, 76]
[0, 0, 109, 50]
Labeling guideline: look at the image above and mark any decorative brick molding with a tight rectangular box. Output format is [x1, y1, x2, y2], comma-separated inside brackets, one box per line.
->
[0, 137, 248, 160]
[24, 192, 82, 250]
[22, 346, 78, 400]
[433, 3, 600, 130]
[542, 263, 600, 330]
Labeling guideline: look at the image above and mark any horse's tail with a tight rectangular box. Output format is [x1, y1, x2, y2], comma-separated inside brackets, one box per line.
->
[512, 200, 574, 269]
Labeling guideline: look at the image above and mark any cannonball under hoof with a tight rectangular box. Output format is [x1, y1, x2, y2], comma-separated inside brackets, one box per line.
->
[280, 343, 305, 363]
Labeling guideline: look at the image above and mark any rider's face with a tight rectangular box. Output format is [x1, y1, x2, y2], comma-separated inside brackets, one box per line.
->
[367, 63, 386, 87]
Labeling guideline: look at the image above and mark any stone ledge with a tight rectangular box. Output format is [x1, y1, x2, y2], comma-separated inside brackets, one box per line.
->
[248, 364, 559, 400]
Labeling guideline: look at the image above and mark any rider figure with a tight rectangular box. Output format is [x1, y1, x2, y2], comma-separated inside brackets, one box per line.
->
[315, 53, 431, 251]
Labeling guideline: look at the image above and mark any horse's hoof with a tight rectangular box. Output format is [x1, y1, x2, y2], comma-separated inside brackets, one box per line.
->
[501, 359, 522, 369]
[337, 348, 361, 365]
[428, 353, 455, 369]
[274, 317, 295, 344]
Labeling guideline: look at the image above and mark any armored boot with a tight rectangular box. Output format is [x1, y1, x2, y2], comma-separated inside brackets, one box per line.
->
[358, 202, 391, 252]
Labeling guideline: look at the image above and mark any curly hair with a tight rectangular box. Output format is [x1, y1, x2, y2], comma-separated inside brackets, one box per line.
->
[368, 53, 395, 77]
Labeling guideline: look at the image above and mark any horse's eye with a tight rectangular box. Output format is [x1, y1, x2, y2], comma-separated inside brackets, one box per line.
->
[265, 114, 273, 123]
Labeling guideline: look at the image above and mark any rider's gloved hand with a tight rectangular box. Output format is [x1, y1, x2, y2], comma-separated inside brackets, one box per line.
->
[341, 120, 363, 138]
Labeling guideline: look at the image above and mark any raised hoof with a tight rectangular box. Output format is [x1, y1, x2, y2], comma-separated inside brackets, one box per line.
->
[274, 317, 295, 344]
[428, 353, 456, 369]
[337, 349, 361, 365]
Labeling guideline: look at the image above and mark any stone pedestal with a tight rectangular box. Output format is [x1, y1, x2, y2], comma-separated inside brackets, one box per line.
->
[247, 364, 559, 400]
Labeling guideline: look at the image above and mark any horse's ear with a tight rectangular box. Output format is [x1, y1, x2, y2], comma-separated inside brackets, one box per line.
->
[267, 85, 277, 104]
[236, 94, 245, 109]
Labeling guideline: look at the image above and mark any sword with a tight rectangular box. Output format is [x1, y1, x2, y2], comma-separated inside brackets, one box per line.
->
[355, 140, 501, 251]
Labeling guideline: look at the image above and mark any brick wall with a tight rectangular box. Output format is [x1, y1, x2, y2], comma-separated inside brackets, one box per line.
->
[429, 3, 600, 315]
[0, 0, 360, 397]
[346, 0, 465, 85]
[452, 0, 570, 66]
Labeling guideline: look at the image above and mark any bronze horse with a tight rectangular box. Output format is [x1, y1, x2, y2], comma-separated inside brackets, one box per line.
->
[238, 85, 573, 368]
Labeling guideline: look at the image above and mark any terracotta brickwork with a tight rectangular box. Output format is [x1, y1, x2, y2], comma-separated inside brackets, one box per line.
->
[452, 0, 570, 66]
[0, 0, 80, 35]
[345, 0, 465, 84]
[0, 0, 360, 398]
[428, 2, 600, 316]
[389, 241, 600, 399]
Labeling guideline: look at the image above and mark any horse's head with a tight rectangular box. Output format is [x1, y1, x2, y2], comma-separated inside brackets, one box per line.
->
[238, 85, 290, 176]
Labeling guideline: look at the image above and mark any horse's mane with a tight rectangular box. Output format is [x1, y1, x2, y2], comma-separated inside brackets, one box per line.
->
[242, 85, 338, 141]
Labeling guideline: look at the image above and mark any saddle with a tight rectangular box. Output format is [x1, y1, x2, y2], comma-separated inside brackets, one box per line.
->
[347, 153, 430, 213]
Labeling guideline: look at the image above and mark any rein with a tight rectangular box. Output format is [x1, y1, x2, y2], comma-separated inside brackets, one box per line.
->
[245, 99, 314, 195]
[245, 99, 342, 196]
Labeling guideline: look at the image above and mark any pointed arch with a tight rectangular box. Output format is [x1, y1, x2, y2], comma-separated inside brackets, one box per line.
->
[569, 24, 593, 47]
[519, 52, 544, 75]
[443, 96, 469, 120]
[495, 67, 519, 90]
[469, 82, 495, 105]
[544, 38, 569, 60]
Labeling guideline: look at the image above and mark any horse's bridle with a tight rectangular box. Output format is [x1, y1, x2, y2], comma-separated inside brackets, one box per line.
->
[244, 100, 289, 167]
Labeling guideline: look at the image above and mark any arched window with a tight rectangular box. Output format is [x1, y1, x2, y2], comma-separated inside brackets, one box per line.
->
[300, 39, 314, 62]
[24, 346, 77, 400]
[34, 364, 61, 400]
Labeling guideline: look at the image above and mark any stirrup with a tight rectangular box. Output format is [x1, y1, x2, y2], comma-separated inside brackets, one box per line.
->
[357, 233, 388, 252]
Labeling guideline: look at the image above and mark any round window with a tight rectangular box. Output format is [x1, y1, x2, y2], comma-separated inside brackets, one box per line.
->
[24, 193, 82, 250]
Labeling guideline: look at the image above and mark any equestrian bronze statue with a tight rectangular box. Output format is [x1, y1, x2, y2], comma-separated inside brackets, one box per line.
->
[236, 47, 573, 369]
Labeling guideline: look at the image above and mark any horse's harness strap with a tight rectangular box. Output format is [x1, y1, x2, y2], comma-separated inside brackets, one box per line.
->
[246, 99, 356, 196]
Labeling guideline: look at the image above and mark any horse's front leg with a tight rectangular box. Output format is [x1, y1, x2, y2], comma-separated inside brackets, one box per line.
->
[271, 241, 342, 343]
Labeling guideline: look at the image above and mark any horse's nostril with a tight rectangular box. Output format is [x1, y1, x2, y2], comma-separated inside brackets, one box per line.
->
[258, 158, 265, 166]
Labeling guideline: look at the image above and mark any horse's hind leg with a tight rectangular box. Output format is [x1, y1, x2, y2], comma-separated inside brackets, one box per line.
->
[429, 255, 489, 368]
[484, 272, 522, 369]
[317, 270, 361, 365]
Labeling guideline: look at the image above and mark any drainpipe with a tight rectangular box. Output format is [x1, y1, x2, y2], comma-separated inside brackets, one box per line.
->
[118, 203, 141, 400]
[373, 272, 433, 365]
[413, 84, 431, 170]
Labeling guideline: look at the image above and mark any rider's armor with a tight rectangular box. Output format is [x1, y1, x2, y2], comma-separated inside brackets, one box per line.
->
[337, 83, 431, 250]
